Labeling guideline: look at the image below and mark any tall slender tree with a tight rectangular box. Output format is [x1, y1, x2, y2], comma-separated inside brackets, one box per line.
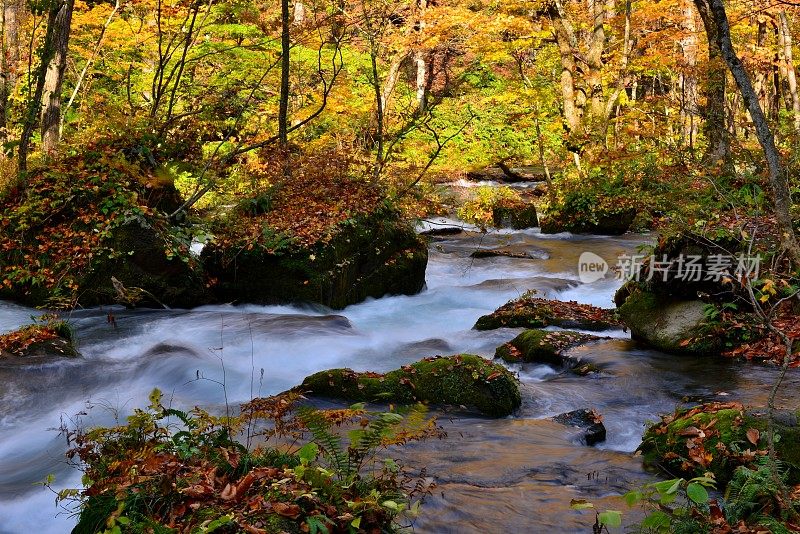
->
[694, 0, 730, 165]
[705, 0, 800, 264]
[40, 0, 74, 156]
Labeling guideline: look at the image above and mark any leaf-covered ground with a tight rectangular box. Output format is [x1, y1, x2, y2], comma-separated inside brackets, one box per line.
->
[475, 296, 621, 331]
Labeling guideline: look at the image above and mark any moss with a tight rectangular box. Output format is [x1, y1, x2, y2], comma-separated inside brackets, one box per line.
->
[617, 289, 717, 354]
[0, 321, 79, 358]
[204, 210, 428, 309]
[298, 355, 521, 417]
[492, 204, 538, 229]
[0, 146, 206, 309]
[475, 297, 620, 331]
[494, 329, 596, 367]
[640, 404, 800, 487]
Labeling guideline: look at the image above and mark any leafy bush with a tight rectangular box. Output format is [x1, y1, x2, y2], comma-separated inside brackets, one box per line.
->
[60, 389, 439, 533]
[457, 185, 522, 228]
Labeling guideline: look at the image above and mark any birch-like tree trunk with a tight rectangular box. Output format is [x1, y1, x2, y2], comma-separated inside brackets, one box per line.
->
[778, 11, 800, 134]
[0, 0, 20, 141]
[413, 0, 428, 113]
[680, 0, 699, 147]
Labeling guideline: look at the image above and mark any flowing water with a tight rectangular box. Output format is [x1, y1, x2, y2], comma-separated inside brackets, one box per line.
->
[0, 219, 798, 533]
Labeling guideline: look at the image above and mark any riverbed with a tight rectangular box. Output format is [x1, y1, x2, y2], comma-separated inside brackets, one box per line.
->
[0, 220, 797, 533]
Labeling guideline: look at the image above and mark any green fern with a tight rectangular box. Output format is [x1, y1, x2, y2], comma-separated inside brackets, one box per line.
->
[725, 459, 789, 525]
[298, 407, 352, 478]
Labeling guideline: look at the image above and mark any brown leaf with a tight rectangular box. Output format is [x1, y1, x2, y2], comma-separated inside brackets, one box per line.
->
[273, 502, 302, 519]
[746, 428, 760, 446]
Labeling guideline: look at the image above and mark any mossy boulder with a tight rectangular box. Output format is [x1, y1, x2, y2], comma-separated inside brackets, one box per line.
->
[491, 203, 539, 230]
[495, 329, 599, 371]
[297, 355, 521, 417]
[640, 403, 800, 486]
[203, 209, 427, 309]
[633, 227, 744, 300]
[616, 288, 717, 354]
[540, 200, 637, 235]
[0, 146, 206, 308]
[0, 319, 78, 358]
[475, 296, 621, 331]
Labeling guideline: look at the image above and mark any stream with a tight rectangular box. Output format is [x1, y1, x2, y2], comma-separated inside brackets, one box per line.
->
[1, 217, 798, 533]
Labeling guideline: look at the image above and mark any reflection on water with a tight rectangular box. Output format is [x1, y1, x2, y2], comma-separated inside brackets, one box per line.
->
[0, 224, 797, 533]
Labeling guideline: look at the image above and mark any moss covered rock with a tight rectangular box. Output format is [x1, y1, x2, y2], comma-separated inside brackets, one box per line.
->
[639, 403, 800, 486]
[492, 203, 538, 230]
[203, 209, 427, 309]
[0, 146, 206, 309]
[297, 355, 521, 417]
[0, 319, 78, 358]
[475, 296, 620, 331]
[541, 205, 636, 235]
[495, 329, 599, 370]
[617, 288, 716, 354]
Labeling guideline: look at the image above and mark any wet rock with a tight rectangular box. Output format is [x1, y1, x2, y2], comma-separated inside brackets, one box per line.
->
[204, 211, 428, 310]
[494, 329, 600, 372]
[491, 203, 539, 230]
[0, 321, 78, 359]
[639, 402, 800, 486]
[540, 207, 636, 236]
[466, 165, 547, 184]
[553, 409, 607, 446]
[470, 248, 540, 260]
[468, 277, 578, 294]
[296, 354, 521, 417]
[617, 288, 715, 354]
[420, 226, 463, 237]
[475, 297, 621, 331]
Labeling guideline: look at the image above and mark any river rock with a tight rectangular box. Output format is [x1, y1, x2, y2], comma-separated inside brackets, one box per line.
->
[420, 226, 463, 237]
[553, 409, 607, 446]
[491, 203, 539, 230]
[470, 247, 545, 260]
[616, 288, 716, 354]
[0, 150, 207, 309]
[0, 322, 78, 359]
[639, 402, 800, 486]
[540, 207, 636, 235]
[203, 210, 428, 310]
[475, 296, 621, 331]
[296, 354, 521, 417]
[495, 330, 600, 374]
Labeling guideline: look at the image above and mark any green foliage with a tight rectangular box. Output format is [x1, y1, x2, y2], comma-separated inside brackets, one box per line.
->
[63, 390, 435, 533]
[457, 185, 522, 228]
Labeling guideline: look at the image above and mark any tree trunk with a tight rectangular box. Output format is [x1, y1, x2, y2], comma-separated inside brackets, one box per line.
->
[680, 0, 699, 147]
[752, 19, 768, 123]
[292, 1, 305, 25]
[708, 0, 800, 264]
[778, 11, 800, 134]
[413, 0, 428, 113]
[0, 0, 20, 142]
[278, 0, 290, 149]
[19, 0, 72, 175]
[694, 0, 730, 165]
[40, 0, 74, 157]
[548, 2, 581, 138]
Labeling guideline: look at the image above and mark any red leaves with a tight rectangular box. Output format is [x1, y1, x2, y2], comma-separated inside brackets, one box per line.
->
[0, 321, 62, 356]
[216, 150, 384, 253]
